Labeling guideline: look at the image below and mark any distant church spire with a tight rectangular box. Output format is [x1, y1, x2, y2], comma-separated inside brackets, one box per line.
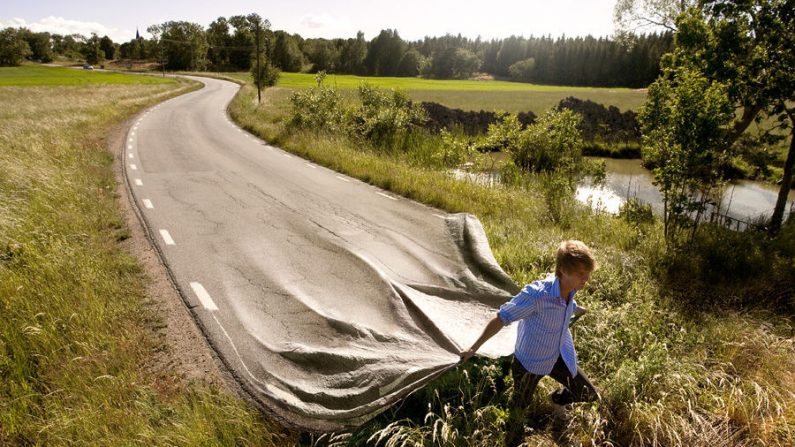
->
[136, 27, 141, 40]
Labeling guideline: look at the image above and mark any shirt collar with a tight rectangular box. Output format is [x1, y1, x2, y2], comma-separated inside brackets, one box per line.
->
[552, 276, 576, 306]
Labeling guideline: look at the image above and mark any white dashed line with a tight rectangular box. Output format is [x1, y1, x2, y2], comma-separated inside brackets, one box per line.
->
[128, 153, 134, 158]
[128, 138, 133, 142]
[282, 154, 292, 159]
[159, 229, 175, 245]
[127, 144, 132, 150]
[143, 199, 153, 209]
[335, 175, 351, 183]
[130, 164, 137, 170]
[134, 179, 143, 186]
[376, 192, 398, 201]
[131, 131, 135, 136]
[190, 282, 219, 311]
[433, 214, 446, 219]
[306, 163, 317, 169]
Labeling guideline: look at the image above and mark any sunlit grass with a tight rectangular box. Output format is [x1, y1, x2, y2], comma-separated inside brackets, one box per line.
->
[0, 80, 290, 445]
[215, 71, 646, 114]
[0, 65, 175, 86]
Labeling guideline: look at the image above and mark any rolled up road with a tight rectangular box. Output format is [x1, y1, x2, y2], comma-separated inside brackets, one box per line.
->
[123, 76, 519, 431]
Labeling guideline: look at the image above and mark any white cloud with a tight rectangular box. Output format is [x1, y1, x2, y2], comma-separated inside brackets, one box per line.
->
[296, 13, 355, 38]
[0, 16, 132, 42]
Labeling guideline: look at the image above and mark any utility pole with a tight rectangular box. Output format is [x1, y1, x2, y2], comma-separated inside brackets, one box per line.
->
[256, 20, 262, 104]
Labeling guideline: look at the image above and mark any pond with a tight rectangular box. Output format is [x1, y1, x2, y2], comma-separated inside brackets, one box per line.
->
[452, 156, 795, 224]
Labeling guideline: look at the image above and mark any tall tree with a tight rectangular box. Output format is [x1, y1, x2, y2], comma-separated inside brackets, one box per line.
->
[148, 21, 207, 70]
[0, 27, 31, 66]
[206, 17, 231, 69]
[99, 35, 115, 60]
[81, 33, 104, 65]
[364, 29, 406, 76]
[20, 29, 53, 62]
[664, 1, 795, 233]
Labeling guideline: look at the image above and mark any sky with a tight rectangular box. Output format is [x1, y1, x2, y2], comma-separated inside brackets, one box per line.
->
[0, 0, 619, 43]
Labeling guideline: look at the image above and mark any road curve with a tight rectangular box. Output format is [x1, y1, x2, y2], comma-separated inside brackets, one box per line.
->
[123, 76, 519, 431]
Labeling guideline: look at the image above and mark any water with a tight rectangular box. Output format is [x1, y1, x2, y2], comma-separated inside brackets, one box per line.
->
[578, 158, 795, 223]
[451, 156, 795, 223]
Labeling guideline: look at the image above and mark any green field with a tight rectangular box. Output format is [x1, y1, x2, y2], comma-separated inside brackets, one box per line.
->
[221, 71, 647, 113]
[0, 65, 175, 86]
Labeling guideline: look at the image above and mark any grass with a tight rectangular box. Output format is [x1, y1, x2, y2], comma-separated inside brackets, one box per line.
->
[218, 71, 647, 114]
[0, 74, 290, 445]
[0, 65, 175, 86]
[227, 80, 795, 446]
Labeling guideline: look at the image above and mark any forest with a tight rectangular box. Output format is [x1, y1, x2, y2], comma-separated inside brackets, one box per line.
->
[0, 17, 672, 88]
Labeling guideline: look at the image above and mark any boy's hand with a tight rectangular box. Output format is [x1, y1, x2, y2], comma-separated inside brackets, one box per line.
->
[459, 348, 476, 362]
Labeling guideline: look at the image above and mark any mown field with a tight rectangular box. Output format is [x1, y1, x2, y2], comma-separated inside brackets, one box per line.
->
[220, 71, 647, 114]
[226, 78, 795, 446]
[0, 65, 172, 86]
[0, 67, 289, 445]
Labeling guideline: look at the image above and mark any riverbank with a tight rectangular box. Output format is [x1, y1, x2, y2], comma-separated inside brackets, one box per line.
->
[229, 81, 795, 446]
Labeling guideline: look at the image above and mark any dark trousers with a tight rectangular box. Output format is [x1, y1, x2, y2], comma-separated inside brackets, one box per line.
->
[505, 356, 598, 446]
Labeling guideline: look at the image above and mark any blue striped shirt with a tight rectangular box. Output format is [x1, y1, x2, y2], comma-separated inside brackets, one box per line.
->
[497, 275, 578, 377]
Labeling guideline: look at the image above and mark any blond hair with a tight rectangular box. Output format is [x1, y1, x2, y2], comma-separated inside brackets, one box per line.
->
[555, 240, 596, 277]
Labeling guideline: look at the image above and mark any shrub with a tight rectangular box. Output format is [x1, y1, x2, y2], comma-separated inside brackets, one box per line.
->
[287, 84, 346, 133]
[510, 108, 583, 176]
[350, 83, 428, 152]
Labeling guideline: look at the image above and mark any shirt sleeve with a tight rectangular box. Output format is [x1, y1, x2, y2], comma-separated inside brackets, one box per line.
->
[498, 283, 541, 325]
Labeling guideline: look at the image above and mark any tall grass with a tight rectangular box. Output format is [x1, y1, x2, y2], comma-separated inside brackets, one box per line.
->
[229, 81, 795, 446]
[0, 82, 291, 445]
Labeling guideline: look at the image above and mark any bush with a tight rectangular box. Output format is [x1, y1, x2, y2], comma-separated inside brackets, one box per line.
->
[287, 84, 346, 133]
[350, 83, 428, 152]
[510, 108, 583, 175]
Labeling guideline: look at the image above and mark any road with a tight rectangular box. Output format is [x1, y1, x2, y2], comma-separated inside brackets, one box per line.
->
[123, 76, 519, 431]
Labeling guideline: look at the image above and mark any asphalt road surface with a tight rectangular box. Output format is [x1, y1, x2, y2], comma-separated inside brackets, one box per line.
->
[123, 76, 519, 431]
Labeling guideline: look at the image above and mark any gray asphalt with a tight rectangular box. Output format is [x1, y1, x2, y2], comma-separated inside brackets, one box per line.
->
[124, 76, 519, 431]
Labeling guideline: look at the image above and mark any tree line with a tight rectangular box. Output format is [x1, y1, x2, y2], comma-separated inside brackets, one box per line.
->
[0, 18, 671, 88]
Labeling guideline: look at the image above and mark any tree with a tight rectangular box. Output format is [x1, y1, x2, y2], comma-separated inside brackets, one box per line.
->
[338, 31, 367, 74]
[249, 13, 277, 103]
[272, 31, 303, 72]
[227, 15, 256, 70]
[0, 27, 31, 66]
[148, 21, 207, 70]
[206, 17, 231, 69]
[658, 1, 795, 234]
[508, 58, 536, 82]
[99, 35, 115, 60]
[20, 29, 53, 62]
[427, 47, 480, 79]
[81, 33, 104, 65]
[396, 49, 422, 77]
[613, 0, 696, 38]
[639, 66, 733, 245]
[364, 29, 406, 76]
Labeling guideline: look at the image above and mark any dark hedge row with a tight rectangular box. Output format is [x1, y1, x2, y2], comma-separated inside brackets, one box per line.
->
[419, 97, 641, 149]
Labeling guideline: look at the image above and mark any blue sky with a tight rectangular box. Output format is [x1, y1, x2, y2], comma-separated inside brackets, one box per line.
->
[1, 0, 618, 42]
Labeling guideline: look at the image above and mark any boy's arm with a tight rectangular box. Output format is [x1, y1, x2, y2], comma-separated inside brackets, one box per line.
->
[459, 314, 505, 362]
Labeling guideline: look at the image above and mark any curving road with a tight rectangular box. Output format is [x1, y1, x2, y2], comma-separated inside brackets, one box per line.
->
[123, 76, 519, 431]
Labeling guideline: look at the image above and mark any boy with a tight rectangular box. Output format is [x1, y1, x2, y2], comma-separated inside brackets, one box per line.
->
[459, 240, 599, 445]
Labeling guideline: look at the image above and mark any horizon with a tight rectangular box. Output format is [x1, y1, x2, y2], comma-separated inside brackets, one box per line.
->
[0, 0, 628, 44]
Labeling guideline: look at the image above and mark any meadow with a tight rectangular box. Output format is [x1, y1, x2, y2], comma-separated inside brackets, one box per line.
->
[0, 67, 289, 445]
[227, 79, 795, 446]
[0, 64, 173, 86]
[220, 71, 647, 114]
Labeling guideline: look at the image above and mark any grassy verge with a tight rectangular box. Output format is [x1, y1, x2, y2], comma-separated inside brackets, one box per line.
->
[0, 69, 290, 445]
[228, 81, 795, 446]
